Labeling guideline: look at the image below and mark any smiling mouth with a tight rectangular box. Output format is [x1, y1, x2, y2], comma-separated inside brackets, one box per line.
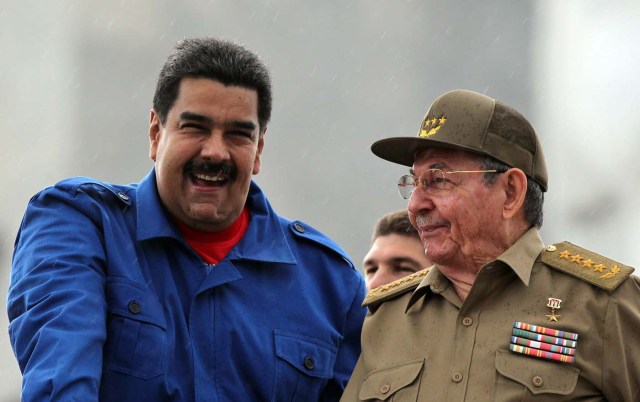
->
[191, 172, 228, 187]
[186, 161, 235, 188]
[416, 222, 450, 238]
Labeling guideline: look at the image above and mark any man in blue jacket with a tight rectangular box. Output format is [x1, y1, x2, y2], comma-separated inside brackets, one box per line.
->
[8, 37, 366, 401]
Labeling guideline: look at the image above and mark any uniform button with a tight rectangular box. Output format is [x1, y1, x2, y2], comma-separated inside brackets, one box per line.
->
[293, 223, 305, 233]
[303, 356, 315, 370]
[462, 317, 473, 326]
[532, 375, 544, 387]
[128, 301, 141, 314]
[380, 384, 390, 394]
[545, 245, 557, 252]
[117, 192, 129, 201]
[452, 372, 463, 383]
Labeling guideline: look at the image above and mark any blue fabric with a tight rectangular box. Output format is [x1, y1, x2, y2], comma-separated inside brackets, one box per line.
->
[8, 169, 366, 402]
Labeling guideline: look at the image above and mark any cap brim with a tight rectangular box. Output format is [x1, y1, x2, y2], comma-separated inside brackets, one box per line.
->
[371, 136, 487, 167]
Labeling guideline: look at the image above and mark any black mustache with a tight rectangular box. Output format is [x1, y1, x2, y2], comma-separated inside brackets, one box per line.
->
[185, 159, 237, 179]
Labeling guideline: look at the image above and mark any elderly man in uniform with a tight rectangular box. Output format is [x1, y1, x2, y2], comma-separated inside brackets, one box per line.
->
[341, 89, 640, 401]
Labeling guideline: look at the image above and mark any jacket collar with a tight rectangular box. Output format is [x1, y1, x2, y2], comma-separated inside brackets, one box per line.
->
[136, 168, 296, 265]
[406, 227, 545, 310]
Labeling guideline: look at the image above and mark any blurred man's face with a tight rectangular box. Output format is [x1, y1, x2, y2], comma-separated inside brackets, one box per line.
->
[149, 77, 264, 231]
[363, 233, 432, 290]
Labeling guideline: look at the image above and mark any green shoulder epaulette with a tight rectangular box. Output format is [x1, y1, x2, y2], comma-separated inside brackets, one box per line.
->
[362, 268, 429, 308]
[540, 241, 634, 292]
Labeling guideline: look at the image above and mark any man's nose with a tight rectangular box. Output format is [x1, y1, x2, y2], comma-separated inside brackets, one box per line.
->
[368, 269, 393, 290]
[200, 132, 230, 161]
[407, 186, 435, 217]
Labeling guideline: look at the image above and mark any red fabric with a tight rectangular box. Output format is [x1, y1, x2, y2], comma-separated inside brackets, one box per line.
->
[174, 207, 249, 264]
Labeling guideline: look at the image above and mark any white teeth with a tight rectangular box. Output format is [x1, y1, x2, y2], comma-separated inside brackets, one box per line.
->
[194, 173, 225, 182]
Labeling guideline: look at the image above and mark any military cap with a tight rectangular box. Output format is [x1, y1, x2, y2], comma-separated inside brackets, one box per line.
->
[371, 89, 549, 191]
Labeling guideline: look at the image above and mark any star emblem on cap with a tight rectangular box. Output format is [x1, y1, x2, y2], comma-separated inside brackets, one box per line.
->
[418, 114, 447, 138]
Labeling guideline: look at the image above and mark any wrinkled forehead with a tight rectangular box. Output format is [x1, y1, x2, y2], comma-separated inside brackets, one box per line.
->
[412, 148, 481, 170]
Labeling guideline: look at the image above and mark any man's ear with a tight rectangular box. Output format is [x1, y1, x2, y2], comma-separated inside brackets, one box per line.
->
[252, 127, 267, 175]
[149, 110, 161, 162]
[502, 168, 528, 220]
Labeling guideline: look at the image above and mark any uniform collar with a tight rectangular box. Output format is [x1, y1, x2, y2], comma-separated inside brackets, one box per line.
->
[494, 227, 545, 286]
[406, 227, 545, 310]
[226, 181, 296, 264]
[136, 168, 296, 265]
[136, 168, 180, 241]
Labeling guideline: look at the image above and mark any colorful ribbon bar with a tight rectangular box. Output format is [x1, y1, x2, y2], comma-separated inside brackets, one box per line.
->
[510, 336, 575, 356]
[510, 343, 575, 364]
[514, 321, 579, 341]
[512, 328, 577, 348]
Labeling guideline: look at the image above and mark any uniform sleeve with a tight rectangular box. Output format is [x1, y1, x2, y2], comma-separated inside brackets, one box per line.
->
[321, 274, 366, 401]
[7, 186, 108, 401]
[602, 275, 640, 401]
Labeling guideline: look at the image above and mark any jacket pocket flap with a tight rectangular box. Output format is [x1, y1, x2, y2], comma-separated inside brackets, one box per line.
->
[274, 330, 337, 379]
[106, 277, 166, 329]
[495, 350, 579, 395]
[359, 359, 424, 401]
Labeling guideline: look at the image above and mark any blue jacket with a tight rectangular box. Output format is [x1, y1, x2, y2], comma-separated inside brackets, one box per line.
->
[8, 169, 366, 401]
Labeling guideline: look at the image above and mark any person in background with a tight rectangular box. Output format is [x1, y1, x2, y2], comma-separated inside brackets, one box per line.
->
[8, 37, 366, 402]
[341, 89, 640, 401]
[363, 209, 432, 290]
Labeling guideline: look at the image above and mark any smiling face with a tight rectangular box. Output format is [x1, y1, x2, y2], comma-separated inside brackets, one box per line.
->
[363, 233, 431, 290]
[407, 148, 509, 268]
[149, 77, 264, 232]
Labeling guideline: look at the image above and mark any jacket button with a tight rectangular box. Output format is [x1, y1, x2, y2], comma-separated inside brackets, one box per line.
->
[462, 317, 473, 326]
[117, 192, 129, 201]
[452, 372, 463, 383]
[303, 356, 315, 370]
[532, 375, 544, 387]
[380, 384, 390, 394]
[128, 301, 141, 314]
[293, 223, 305, 233]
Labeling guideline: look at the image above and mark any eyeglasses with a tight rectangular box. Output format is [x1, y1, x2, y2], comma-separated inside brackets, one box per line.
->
[397, 169, 503, 199]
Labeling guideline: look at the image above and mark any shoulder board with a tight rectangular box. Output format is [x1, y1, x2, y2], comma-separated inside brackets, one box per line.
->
[540, 241, 634, 292]
[362, 268, 429, 308]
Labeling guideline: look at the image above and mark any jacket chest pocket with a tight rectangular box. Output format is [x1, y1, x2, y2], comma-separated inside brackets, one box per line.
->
[273, 330, 338, 402]
[104, 278, 167, 380]
[493, 350, 579, 401]
[358, 359, 424, 401]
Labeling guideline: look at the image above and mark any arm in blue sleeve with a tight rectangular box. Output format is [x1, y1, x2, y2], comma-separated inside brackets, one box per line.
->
[320, 273, 366, 401]
[7, 186, 108, 401]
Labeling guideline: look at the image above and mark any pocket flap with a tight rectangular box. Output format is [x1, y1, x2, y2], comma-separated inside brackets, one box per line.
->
[274, 330, 337, 379]
[106, 277, 166, 329]
[495, 350, 579, 395]
[359, 359, 424, 401]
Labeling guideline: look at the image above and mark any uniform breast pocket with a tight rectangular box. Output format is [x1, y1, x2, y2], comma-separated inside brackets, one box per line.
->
[493, 350, 579, 401]
[273, 330, 338, 402]
[103, 278, 167, 380]
[358, 359, 424, 401]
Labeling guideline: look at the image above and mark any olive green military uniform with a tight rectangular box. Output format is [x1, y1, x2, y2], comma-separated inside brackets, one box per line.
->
[341, 228, 640, 401]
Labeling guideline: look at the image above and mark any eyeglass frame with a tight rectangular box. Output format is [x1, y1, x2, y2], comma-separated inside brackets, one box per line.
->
[397, 169, 505, 199]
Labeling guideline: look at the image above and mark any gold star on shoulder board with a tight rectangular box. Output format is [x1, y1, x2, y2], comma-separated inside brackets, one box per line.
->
[570, 254, 583, 263]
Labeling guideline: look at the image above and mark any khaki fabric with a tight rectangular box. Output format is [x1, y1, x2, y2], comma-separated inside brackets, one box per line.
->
[341, 228, 640, 401]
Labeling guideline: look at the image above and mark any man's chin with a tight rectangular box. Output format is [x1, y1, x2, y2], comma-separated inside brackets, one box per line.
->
[424, 243, 450, 264]
[182, 209, 230, 231]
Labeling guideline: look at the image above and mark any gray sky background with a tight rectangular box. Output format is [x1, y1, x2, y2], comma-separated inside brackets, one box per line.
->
[1, 1, 639, 399]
